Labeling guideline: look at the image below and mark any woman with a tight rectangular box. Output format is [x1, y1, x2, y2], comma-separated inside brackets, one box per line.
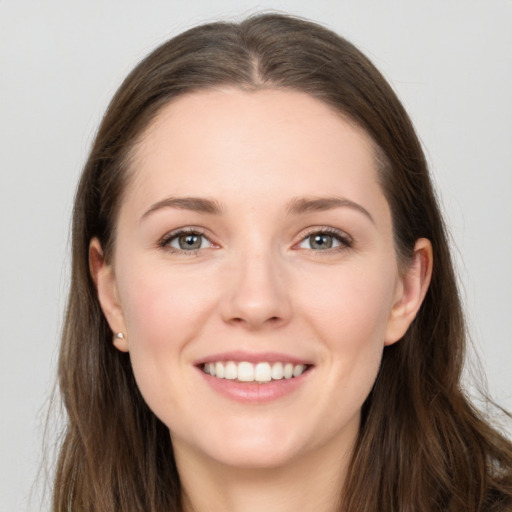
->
[53, 13, 512, 512]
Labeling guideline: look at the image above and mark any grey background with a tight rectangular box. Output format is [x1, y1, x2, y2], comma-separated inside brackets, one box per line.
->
[1, 1, 511, 510]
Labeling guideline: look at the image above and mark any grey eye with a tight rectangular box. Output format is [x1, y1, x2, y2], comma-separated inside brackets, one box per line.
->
[169, 233, 210, 251]
[299, 233, 342, 250]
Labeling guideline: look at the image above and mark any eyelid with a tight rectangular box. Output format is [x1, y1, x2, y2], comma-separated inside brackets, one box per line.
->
[157, 225, 352, 254]
[158, 226, 218, 254]
[294, 226, 353, 250]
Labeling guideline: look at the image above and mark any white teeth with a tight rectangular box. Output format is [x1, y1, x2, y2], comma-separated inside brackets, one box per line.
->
[237, 362, 254, 382]
[224, 361, 237, 380]
[202, 361, 308, 382]
[254, 362, 272, 382]
[293, 364, 306, 377]
[215, 362, 225, 378]
[271, 362, 284, 380]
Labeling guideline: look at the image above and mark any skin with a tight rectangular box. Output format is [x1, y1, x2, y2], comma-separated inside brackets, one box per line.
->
[90, 89, 432, 512]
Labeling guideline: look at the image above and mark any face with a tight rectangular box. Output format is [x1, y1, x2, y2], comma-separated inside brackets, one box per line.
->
[93, 88, 429, 471]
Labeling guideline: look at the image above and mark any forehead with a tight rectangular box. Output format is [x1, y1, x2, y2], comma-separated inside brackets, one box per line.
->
[124, 88, 385, 216]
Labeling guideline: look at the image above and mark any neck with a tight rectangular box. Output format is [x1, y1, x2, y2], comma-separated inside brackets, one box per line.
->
[175, 435, 355, 512]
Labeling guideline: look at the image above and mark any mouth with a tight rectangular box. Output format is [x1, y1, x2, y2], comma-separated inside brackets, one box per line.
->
[201, 360, 311, 383]
[194, 351, 314, 402]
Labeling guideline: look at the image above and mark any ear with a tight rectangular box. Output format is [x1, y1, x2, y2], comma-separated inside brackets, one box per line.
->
[89, 238, 129, 352]
[384, 238, 433, 345]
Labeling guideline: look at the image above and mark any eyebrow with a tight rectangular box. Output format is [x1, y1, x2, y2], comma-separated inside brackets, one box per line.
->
[287, 196, 375, 224]
[140, 195, 374, 224]
[141, 196, 223, 221]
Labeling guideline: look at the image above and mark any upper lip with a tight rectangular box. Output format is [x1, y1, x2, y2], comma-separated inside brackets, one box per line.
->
[194, 350, 313, 366]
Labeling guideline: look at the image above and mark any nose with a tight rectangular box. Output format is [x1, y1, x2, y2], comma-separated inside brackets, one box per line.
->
[220, 248, 292, 330]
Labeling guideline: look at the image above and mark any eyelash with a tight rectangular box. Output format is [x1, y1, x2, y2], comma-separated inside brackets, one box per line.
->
[158, 227, 215, 255]
[296, 227, 353, 253]
[158, 226, 353, 255]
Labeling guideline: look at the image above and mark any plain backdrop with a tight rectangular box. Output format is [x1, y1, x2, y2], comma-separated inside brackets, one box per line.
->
[1, 1, 511, 510]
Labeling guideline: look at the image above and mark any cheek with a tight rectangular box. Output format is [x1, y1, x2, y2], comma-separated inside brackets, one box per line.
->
[299, 260, 396, 395]
[119, 263, 215, 345]
[115, 263, 218, 415]
[300, 260, 396, 347]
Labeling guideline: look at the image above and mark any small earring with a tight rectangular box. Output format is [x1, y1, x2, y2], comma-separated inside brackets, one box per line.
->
[112, 331, 129, 353]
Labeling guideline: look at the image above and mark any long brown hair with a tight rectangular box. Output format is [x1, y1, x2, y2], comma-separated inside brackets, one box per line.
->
[54, 13, 512, 511]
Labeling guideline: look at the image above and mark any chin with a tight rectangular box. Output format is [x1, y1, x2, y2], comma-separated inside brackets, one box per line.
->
[205, 438, 301, 470]
[173, 417, 308, 470]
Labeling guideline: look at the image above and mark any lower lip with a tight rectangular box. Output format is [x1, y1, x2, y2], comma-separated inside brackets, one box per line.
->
[197, 367, 312, 403]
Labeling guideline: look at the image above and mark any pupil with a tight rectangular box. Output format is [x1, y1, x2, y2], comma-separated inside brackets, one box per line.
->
[179, 234, 201, 250]
[311, 234, 332, 250]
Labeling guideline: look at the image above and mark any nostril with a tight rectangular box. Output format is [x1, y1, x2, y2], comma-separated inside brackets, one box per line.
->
[228, 315, 283, 328]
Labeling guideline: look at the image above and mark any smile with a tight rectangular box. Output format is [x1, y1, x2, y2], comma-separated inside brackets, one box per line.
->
[203, 361, 309, 383]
